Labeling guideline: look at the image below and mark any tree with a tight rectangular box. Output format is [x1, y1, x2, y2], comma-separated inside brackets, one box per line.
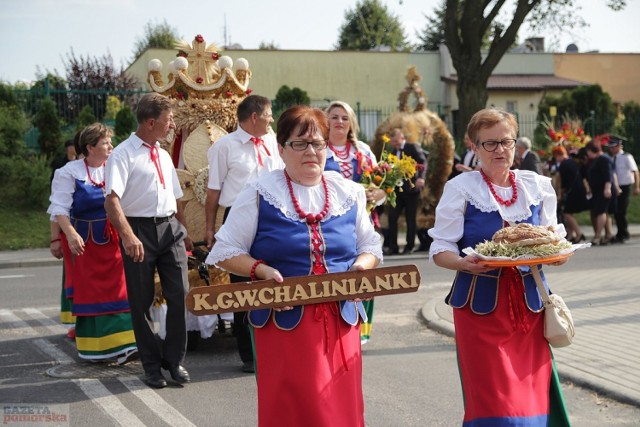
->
[30, 73, 68, 119]
[274, 85, 311, 108]
[132, 20, 181, 60]
[570, 84, 615, 134]
[34, 97, 62, 156]
[336, 0, 409, 51]
[61, 49, 139, 122]
[259, 41, 280, 50]
[416, 1, 446, 51]
[114, 105, 137, 144]
[0, 82, 29, 157]
[105, 95, 122, 121]
[535, 84, 616, 146]
[622, 101, 640, 159]
[76, 105, 97, 131]
[0, 105, 29, 157]
[441, 0, 626, 139]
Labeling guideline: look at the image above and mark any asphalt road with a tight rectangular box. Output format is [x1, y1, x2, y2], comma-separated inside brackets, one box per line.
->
[1, 254, 639, 426]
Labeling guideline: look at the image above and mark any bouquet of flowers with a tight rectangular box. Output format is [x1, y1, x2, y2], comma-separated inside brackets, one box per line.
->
[544, 121, 591, 153]
[360, 145, 418, 213]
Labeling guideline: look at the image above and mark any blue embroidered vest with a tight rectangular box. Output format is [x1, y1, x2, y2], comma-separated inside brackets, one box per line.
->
[325, 156, 365, 182]
[70, 179, 110, 245]
[445, 203, 550, 314]
[248, 196, 367, 329]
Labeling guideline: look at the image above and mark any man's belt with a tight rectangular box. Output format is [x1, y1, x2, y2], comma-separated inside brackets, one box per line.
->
[127, 213, 175, 224]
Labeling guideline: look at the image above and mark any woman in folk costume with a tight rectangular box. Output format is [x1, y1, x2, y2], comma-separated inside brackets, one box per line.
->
[325, 100, 385, 345]
[428, 108, 572, 426]
[50, 132, 81, 339]
[48, 123, 137, 363]
[207, 106, 382, 427]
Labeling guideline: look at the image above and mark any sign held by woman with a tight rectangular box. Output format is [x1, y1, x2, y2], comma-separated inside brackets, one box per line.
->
[187, 265, 421, 315]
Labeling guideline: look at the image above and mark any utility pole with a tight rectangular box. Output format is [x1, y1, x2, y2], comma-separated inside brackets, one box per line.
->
[223, 14, 229, 48]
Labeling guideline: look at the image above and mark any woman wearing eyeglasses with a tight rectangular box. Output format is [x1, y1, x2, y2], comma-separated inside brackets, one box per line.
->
[207, 105, 382, 427]
[428, 108, 571, 426]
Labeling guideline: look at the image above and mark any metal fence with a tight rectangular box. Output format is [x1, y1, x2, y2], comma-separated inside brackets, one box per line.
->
[14, 87, 148, 152]
[12, 87, 640, 162]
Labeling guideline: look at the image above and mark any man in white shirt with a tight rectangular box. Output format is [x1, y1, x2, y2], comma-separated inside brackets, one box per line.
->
[205, 94, 283, 373]
[607, 136, 639, 243]
[105, 93, 193, 389]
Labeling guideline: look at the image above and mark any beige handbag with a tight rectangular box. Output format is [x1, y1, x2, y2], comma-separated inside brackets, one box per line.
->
[532, 267, 575, 348]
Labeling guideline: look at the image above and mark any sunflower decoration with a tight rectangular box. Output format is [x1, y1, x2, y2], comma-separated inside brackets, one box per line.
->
[360, 139, 418, 213]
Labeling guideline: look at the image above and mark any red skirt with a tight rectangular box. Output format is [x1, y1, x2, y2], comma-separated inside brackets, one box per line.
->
[454, 268, 554, 426]
[62, 233, 129, 317]
[253, 302, 364, 427]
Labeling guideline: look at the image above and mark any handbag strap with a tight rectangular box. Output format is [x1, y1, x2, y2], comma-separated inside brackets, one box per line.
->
[531, 266, 552, 305]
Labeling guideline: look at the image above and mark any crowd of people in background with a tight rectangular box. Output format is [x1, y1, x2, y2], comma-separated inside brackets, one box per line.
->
[546, 136, 639, 246]
[451, 129, 639, 247]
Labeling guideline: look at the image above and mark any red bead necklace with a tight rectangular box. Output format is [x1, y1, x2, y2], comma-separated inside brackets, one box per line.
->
[284, 170, 330, 224]
[84, 159, 105, 189]
[480, 169, 518, 206]
[328, 142, 351, 160]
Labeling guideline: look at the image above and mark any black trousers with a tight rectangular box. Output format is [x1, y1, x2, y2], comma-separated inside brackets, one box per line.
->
[122, 217, 189, 374]
[223, 207, 254, 364]
[387, 192, 419, 251]
[614, 184, 631, 240]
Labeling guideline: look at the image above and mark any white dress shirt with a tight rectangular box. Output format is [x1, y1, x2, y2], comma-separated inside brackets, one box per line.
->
[105, 133, 183, 217]
[612, 150, 639, 186]
[428, 170, 565, 261]
[207, 126, 284, 208]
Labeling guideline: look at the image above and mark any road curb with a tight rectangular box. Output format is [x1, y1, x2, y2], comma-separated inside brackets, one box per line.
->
[0, 259, 62, 269]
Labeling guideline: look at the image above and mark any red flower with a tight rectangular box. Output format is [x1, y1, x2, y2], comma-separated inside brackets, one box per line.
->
[195, 34, 204, 43]
[196, 76, 203, 84]
[246, 89, 253, 95]
[225, 91, 233, 98]
[595, 134, 610, 146]
[212, 52, 219, 60]
[177, 50, 188, 58]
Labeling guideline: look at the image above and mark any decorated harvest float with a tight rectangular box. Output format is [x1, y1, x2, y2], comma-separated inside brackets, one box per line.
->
[370, 66, 456, 238]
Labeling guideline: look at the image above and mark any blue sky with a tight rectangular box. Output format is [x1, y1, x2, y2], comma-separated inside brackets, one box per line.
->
[1, 0, 639, 83]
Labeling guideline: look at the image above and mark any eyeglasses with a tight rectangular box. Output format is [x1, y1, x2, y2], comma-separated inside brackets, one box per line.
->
[285, 140, 328, 151]
[480, 138, 516, 152]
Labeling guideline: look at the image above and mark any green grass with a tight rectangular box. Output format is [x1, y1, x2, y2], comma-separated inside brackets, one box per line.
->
[0, 205, 51, 250]
[0, 194, 638, 251]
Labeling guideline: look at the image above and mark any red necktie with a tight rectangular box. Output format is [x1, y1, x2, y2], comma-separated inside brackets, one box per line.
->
[144, 143, 166, 189]
[250, 137, 271, 167]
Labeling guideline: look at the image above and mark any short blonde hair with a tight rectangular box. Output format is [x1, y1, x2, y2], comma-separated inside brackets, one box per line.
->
[466, 108, 518, 146]
[78, 123, 112, 157]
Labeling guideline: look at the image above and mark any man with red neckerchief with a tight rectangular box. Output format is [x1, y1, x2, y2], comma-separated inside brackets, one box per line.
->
[105, 93, 193, 389]
[205, 94, 284, 373]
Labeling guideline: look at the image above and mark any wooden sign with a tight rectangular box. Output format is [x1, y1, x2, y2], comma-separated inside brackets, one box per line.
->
[186, 265, 421, 315]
